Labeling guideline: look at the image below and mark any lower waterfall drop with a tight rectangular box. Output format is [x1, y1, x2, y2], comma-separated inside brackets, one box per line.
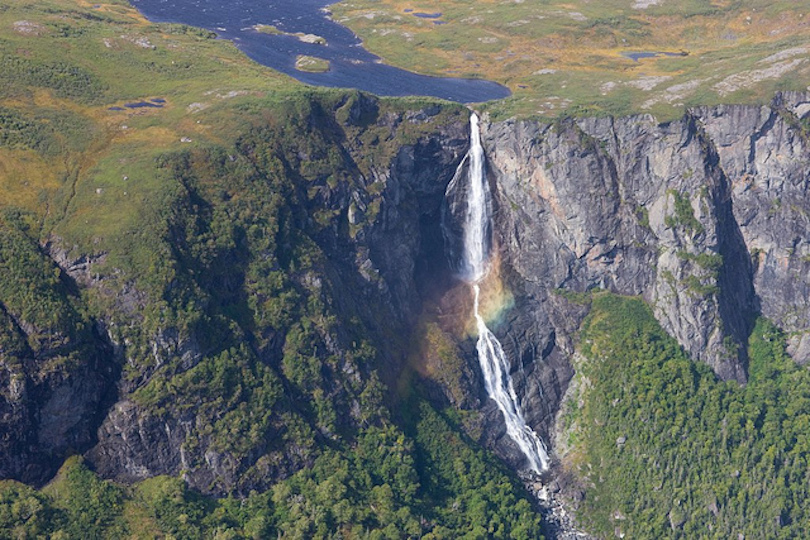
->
[454, 112, 550, 474]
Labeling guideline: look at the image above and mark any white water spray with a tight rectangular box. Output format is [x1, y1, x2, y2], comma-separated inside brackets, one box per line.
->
[455, 113, 550, 474]
[462, 114, 488, 283]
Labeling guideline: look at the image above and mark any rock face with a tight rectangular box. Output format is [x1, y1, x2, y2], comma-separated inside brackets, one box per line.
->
[0, 228, 117, 485]
[472, 92, 810, 467]
[0, 324, 115, 484]
[695, 93, 810, 364]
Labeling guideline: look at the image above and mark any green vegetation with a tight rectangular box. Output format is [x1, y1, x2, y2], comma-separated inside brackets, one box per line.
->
[253, 23, 283, 35]
[665, 190, 704, 235]
[565, 294, 810, 538]
[0, 210, 96, 358]
[253, 24, 326, 45]
[0, 107, 95, 155]
[681, 274, 719, 297]
[0, 47, 106, 104]
[408, 401, 542, 538]
[0, 2, 544, 536]
[296, 55, 330, 73]
[5, 0, 810, 538]
[0, 458, 127, 539]
[676, 250, 723, 272]
[0, 0, 310, 213]
[1, 400, 542, 539]
[332, 0, 810, 119]
[0, 86, 536, 533]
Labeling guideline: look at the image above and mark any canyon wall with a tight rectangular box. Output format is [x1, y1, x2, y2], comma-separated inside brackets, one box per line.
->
[3, 91, 810, 489]
[474, 92, 810, 466]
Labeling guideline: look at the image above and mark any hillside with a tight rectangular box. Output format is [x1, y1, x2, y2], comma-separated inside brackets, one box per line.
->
[0, 0, 543, 537]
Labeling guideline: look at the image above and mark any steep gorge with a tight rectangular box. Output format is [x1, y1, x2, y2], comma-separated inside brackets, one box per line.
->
[3, 88, 810, 536]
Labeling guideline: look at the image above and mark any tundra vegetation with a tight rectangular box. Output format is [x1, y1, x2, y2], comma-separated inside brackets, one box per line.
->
[333, 0, 810, 119]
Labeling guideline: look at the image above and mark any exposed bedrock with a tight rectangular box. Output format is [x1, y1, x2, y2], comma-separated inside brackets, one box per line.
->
[475, 92, 810, 465]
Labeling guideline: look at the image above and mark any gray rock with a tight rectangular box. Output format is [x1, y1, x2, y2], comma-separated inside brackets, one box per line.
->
[468, 93, 810, 470]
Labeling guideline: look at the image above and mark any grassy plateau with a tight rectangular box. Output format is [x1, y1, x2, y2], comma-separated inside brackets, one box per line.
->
[0, 0, 314, 247]
[331, 0, 810, 119]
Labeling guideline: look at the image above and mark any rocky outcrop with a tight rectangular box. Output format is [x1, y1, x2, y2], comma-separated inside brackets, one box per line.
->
[0, 323, 115, 484]
[695, 93, 810, 364]
[0, 230, 117, 485]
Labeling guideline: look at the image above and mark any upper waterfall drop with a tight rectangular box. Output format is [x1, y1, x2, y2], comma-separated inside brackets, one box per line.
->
[448, 112, 550, 474]
[463, 113, 489, 282]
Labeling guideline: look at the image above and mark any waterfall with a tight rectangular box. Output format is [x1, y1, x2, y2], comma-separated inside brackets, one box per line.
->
[462, 114, 488, 282]
[473, 285, 550, 473]
[450, 112, 550, 474]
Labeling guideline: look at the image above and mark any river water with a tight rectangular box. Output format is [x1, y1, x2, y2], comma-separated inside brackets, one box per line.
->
[130, 0, 510, 103]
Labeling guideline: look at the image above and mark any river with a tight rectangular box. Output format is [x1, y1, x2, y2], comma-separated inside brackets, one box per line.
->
[129, 0, 510, 103]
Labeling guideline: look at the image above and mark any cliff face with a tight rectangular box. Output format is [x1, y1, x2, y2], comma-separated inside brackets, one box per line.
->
[0, 95, 472, 494]
[478, 92, 810, 463]
[696, 93, 810, 365]
[0, 223, 118, 485]
[2, 91, 810, 494]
